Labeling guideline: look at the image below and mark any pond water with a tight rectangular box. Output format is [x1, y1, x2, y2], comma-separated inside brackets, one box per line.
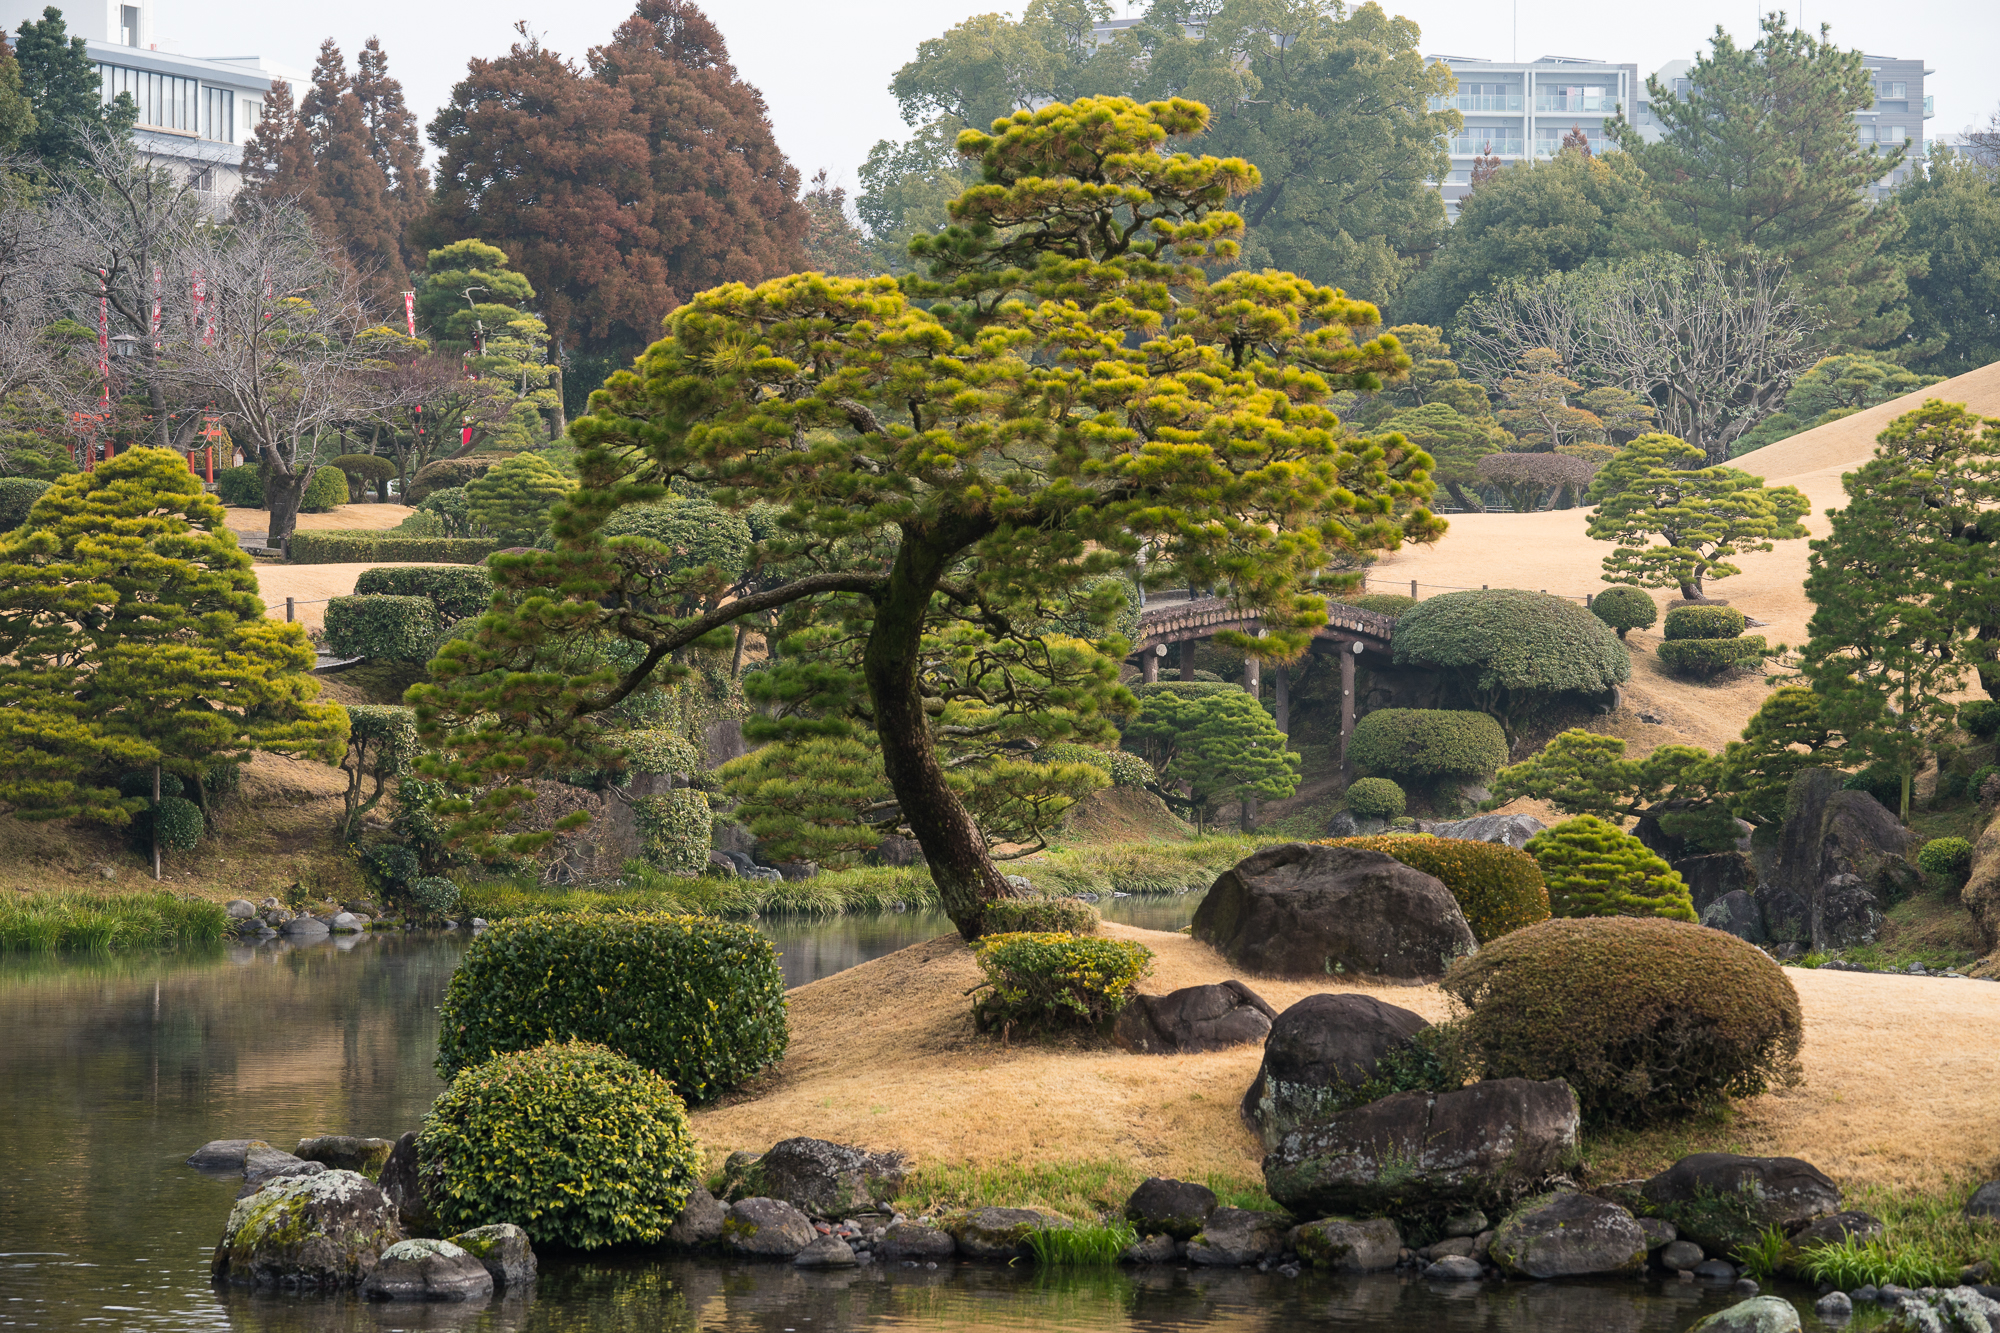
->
[0, 912, 1812, 1332]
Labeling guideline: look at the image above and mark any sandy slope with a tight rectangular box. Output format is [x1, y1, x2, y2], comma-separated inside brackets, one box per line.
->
[1364, 360, 2000, 753]
[689, 924, 2000, 1200]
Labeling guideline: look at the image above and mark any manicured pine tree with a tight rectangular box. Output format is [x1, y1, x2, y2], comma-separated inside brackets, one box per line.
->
[1526, 815, 1697, 920]
[1125, 691, 1302, 834]
[300, 40, 406, 308]
[352, 37, 429, 270]
[464, 453, 574, 545]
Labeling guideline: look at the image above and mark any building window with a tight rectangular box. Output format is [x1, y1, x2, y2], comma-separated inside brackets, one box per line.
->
[204, 86, 233, 142]
[189, 166, 214, 193]
[1882, 125, 1906, 144]
[1672, 78, 1691, 96]
[120, 5, 139, 47]
[98, 63, 197, 134]
[1878, 80, 1906, 100]
[1857, 122, 1876, 142]
[241, 99, 262, 132]
[1536, 84, 1615, 113]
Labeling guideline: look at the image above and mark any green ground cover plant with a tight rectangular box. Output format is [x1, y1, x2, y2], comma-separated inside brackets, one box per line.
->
[0, 892, 229, 953]
[970, 932, 1152, 1036]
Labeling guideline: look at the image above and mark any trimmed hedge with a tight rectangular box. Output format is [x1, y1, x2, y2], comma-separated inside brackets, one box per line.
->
[406, 457, 494, 502]
[1393, 589, 1630, 723]
[300, 465, 350, 512]
[980, 897, 1101, 935]
[1663, 605, 1747, 641]
[323, 594, 442, 661]
[288, 531, 499, 564]
[1656, 635, 1768, 679]
[1527, 815, 1696, 921]
[971, 931, 1151, 1034]
[1347, 708, 1509, 782]
[1130, 680, 1242, 702]
[0, 477, 50, 530]
[1590, 585, 1656, 639]
[215, 464, 263, 507]
[435, 912, 788, 1103]
[1318, 833, 1550, 942]
[634, 789, 711, 875]
[1038, 742, 1153, 788]
[1442, 916, 1804, 1126]
[1345, 776, 1406, 819]
[329, 453, 395, 500]
[418, 1040, 701, 1249]
[353, 565, 494, 623]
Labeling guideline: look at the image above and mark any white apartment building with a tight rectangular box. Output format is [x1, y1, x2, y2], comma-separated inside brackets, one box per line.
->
[1423, 54, 1644, 218]
[0, 1, 301, 204]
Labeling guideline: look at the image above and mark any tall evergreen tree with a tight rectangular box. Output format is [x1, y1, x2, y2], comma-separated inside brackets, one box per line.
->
[238, 78, 323, 227]
[0, 35, 35, 152]
[13, 7, 132, 171]
[352, 37, 430, 271]
[299, 40, 405, 309]
[1608, 15, 1910, 347]
[1893, 147, 2000, 377]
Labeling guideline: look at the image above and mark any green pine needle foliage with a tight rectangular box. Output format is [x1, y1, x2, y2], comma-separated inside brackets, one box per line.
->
[1527, 815, 1696, 921]
[464, 452, 573, 546]
[434, 912, 788, 1104]
[418, 1040, 701, 1249]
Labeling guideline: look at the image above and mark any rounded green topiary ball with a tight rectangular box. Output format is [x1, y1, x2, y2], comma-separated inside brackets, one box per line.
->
[1345, 776, 1406, 820]
[418, 1040, 701, 1249]
[154, 796, 203, 852]
[1590, 585, 1657, 639]
[1918, 836, 1973, 886]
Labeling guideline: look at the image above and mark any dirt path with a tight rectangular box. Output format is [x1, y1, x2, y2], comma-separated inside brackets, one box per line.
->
[220, 502, 417, 538]
[689, 924, 2000, 1198]
[253, 562, 457, 630]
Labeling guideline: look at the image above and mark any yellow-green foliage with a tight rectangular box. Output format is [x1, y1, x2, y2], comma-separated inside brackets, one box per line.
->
[633, 789, 711, 875]
[1347, 708, 1509, 781]
[418, 1040, 700, 1249]
[1528, 814, 1696, 920]
[464, 452, 573, 545]
[1318, 833, 1550, 941]
[971, 932, 1152, 1034]
[980, 896, 1100, 935]
[434, 912, 787, 1103]
[1443, 917, 1804, 1125]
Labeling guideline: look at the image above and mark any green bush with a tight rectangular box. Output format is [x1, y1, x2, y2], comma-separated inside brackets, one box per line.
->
[601, 496, 754, 606]
[1958, 701, 2000, 741]
[300, 465, 350, 513]
[1663, 605, 1747, 641]
[323, 595, 442, 661]
[1334, 592, 1417, 616]
[980, 897, 1100, 935]
[406, 458, 494, 503]
[215, 464, 263, 507]
[1038, 742, 1153, 788]
[418, 1040, 701, 1249]
[634, 789, 711, 875]
[1527, 815, 1696, 921]
[1318, 833, 1550, 942]
[353, 565, 494, 623]
[1918, 837, 1974, 887]
[1442, 916, 1804, 1126]
[1345, 776, 1406, 819]
[117, 769, 185, 801]
[1842, 763, 1903, 810]
[1590, 585, 1656, 639]
[1392, 589, 1629, 730]
[154, 796, 202, 852]
[329, 453, 395, 500]
[287, 531, 499, 564]
[465, 452, 573, 545]
[1347, 708, 1509, 782]
[0, 477, 50, 530]
[407, 876, 461, 922]
[618, 729, 704, 778]
[1129, 680, 1243, 702]
[435, 912, 789, 1102]
[971, 932, 1152, 1035]
[416, 486, 476, 537]
[359, 843, 421, 897]
[1655, 635, 1768, 679]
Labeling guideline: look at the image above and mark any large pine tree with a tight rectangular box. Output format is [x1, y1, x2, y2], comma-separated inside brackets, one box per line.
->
[12, 7, 132, 170]
[299, 40, 406, 308]
[238, 78, 328, 233]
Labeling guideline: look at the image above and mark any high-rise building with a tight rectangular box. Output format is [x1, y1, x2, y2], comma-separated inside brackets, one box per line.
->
[1423, 55, 1641, 219]
[0, 0, 301, 204]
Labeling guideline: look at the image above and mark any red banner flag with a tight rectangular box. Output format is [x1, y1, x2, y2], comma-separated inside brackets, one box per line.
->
[403, 290, 416, 339]
[97, 270, 109, 411]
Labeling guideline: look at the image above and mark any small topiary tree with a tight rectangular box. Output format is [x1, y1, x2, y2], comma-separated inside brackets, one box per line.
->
[299, 465, 350, 513]
[1590, 585, 1657, 639]
[1442, 916, 1803, 1126]
[1345, 776, 1406, 819]
[1393, 589, 1630, 737]
[434, 912, 789, 1103]
[154, 795, 203, 852]
[418, 1040, 702, 1249]
[329, 453, 396, 502]
[1318, 833, 1550, 942]
[1918, 836, 1973, 888]
[464, 452, 573, 546]
[1125, 689, 1301, 833]
[1526, 814, 1696, 920]
[1664, 605, 1747, 640]
[1657, 600, 1767, 680]
[0, 477, 50, 530]
[1347, 709, 1509, 784]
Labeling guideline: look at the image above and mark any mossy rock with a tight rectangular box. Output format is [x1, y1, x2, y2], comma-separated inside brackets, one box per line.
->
[210, 1169, 403, 1290]
[946, 1206, 1058, 1259]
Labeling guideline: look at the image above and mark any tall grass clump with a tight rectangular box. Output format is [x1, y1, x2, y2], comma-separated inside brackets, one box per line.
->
[1797, 1180, 2000, 1288]
[1025, 1222, 1138, 1266]
[0, 892, 230, 953]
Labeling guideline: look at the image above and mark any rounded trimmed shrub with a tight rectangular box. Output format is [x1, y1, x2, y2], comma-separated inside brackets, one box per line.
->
[417, 1040, 700, 1249]
[300, 465, 350, 513]
[1038, 742, 1153, 788]
[1347, 708, 1509, 782]
[329, 453, 395, 500]
[971, 932, 1151, 1034]
[980, 896, 1100, 936]
[154, 795, 203, 852]
[1655, 636, 1768, 679]
[1442, 917, 1804, 1126]
[1392, 589, 1629, 727]
[1958, 700, 2000, 741]
[435, 912, 789, 1103]
[1590, 585, 1657, 639]
[1335, 592, 1417, 616]
[465, 453, 574, 545]
[1663, 605, 1747, 641]
[1345, 776, 1406, 820]
[353, 565, 494, 623]
[1918, 836, 1974, 887]
[0, 477, 51, 530]
[1527, 815, 1696, 921]
[117, 770, 185, 801]
[1318, 833, 1550, 942]
[215, 464, 263, 507]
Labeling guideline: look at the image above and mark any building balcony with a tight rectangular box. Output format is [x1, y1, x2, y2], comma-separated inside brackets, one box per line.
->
[1534, 93, 1617, 113]
[1450, 136, 1525, 156]
[1429, 93, 1524, 112]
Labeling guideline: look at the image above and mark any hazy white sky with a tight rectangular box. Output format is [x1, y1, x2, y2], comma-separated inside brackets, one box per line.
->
[153, 0, 1998, 194]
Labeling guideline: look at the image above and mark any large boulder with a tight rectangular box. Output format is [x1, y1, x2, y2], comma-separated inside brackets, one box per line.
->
[447, 1223, 536, 1289]
[359, 1239, 493, 1302]
[1288, 1217, 1402, 1272]
[1640, 1154, 1841, 1253]
[665, 1185, 727, 1248]
[1192, 844, 1477, 981]
[187, 1139, 259, 1170]
[211, 1169, 404, 1289]
[1968, 1180, 2000, 1221]
[236, 1161, 325, 1199]
[1184, 1208, 1292, 1266]
[242, 1141, 308, 1188]
[722, 1198, 816, 1258]
[1113, 981, 1277, 1054]
[1488, 1192, 1648, 1279]
[948, 1207, 1057, 1260]
[1689, 1296, 1802, 1333]
[1756, 768, 1917, 952]
[1263, 1078, 1579, 1218]
[1965, 821, 2000, 955]
[1678, 852, 1758, 914]
[880, 1221, 956, 1260]
[296, 1135, 395, 1178]
[730, 1137, 907, 1218]
[377, 1130, 434, 1235]
[1124, 1178, 1217, 1241]
[1700, 890, 1768, 945]
[1419, 813, 1547, 849]
[1241, 994, 1431, 1148]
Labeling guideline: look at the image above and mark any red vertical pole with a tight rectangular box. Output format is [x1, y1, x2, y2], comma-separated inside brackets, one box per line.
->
[205, 447, 214, 483]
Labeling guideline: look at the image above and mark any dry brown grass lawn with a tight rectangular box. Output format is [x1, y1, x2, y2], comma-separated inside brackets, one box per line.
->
[690, 923, 2000, 1205]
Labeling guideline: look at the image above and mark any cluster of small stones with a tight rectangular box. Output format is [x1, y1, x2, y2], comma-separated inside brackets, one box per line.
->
[1814, 958, 1993, 980]
[222, 897, 488, 940]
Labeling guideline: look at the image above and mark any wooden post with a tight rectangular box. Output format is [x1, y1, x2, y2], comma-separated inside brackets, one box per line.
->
[1242, 654, 1260, 698]
[151, 763, 161, 881]
[285, 596, 295, 622]
[1141, 649, 1158, 684]
[1273, 663, 1289, 736]
[1340, 645, 1358, 781]
[1410, 578, 1418, 599]
[1180, 640, 1196, 681]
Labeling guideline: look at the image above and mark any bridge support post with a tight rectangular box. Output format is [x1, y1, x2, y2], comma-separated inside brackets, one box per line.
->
[1180, 640, 1196, 682]
[1141, 648, 1158, 684]
[1274, 664, 1289, 736]
[1340, 647, 1357, 781]
[1242, 655, 1260, 698]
